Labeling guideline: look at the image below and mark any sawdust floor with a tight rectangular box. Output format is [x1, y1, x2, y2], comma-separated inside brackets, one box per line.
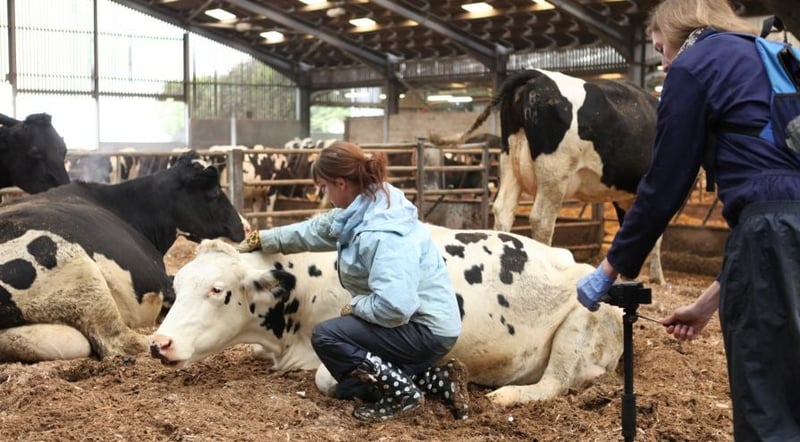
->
[0, 238, 731, 442]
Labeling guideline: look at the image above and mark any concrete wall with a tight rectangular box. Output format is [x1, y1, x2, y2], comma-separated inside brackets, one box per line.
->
[190, 119, 302, 148]
[346, 111, 499, 144]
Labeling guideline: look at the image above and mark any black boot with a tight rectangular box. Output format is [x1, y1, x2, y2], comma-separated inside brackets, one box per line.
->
[414, 358, 470, 419]
[350, 352, 424, 422]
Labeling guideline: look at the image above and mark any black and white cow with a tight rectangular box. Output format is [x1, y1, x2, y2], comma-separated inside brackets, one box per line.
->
[0, 150, 246, 362]
[461, 69, 663, 283]
[151, 225, 623, 406]
[0, 113, 70, 194]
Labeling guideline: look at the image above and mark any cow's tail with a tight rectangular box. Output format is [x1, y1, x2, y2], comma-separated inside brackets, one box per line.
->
[428, 131, 462, 146]
[458, 98, 498, 143]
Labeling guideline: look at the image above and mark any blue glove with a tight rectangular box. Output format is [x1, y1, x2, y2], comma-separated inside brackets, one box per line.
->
[577, 264, 616, 312]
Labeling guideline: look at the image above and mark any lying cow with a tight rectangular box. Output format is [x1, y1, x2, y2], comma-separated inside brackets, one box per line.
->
[461, 69, 664, 283]
[151, 224, 623, 406]
[0, 112, 70, 194]
[0, 150, 246, 362]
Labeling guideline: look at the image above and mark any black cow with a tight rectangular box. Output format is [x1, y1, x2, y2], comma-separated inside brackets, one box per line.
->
[0, 113, 70, 194]
[0, 150, 246, 362]
[461, 69, 664, 283]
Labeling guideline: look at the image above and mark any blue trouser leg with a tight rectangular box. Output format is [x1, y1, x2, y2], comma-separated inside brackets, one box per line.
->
[311, 315, 453, 400]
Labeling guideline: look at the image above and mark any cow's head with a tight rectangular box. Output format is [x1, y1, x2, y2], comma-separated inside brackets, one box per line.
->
[0, 113, 70, 193]
[150, 239, 295, 368]
[165, 151, 247, 243]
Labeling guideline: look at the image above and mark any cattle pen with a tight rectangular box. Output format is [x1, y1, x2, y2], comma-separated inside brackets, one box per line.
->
[190, 140, 496, 231]
[0, 143, 727, 272]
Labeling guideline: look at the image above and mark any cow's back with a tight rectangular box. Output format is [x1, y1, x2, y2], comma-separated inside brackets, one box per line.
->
[427, 225, 604, 385]
[0, 194, 171, 306]
[577, 80, 658, 194]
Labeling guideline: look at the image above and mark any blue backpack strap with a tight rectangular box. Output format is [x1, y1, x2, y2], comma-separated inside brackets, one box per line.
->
[702, 23, 800, 191]
[752, 37, 800, 147]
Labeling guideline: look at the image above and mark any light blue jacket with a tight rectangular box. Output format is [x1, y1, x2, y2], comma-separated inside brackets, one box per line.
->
[259, 183, 461, 338]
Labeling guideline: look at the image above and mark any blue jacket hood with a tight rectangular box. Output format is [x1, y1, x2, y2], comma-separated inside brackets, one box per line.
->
[332, 183, 418, 244]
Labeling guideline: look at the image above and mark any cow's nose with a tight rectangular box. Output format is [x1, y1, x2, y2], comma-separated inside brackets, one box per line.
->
[149, 334, 172, 357]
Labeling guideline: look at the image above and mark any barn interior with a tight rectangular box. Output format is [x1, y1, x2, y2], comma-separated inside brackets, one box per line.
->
[112, 0, 794, 135]
[1, 0, 796, 265]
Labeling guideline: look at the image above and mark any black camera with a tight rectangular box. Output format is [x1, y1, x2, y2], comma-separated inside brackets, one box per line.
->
[603, 281, 652, 309]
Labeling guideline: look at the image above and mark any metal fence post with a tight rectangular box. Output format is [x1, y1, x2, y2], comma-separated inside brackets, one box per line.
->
[416, 137, 426, 222]
[227, 148, 245, 212]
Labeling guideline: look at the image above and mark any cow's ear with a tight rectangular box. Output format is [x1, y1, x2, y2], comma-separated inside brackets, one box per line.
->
[0, 113, 20, 127]
[174, 150, 201, 169]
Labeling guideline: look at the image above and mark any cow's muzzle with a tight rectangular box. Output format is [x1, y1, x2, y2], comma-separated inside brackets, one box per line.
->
[149, 335, 185, 368]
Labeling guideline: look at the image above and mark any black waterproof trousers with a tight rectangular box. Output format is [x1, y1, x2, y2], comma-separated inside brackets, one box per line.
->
[311, 315, 457, 400]
[719, 201, 800, 441]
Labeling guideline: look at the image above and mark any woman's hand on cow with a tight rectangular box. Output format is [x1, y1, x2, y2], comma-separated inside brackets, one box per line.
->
[661, 280, 720, 341]
[236, 230, 262, 253]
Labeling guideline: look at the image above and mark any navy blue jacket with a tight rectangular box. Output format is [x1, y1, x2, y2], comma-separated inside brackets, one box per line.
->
[608, 29, 800, 278]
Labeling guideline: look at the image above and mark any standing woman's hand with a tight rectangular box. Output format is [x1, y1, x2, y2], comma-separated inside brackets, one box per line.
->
[661, 280, 720, 340]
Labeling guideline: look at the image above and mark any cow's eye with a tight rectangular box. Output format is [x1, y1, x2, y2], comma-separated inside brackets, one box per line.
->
[211, 287, 222, 294]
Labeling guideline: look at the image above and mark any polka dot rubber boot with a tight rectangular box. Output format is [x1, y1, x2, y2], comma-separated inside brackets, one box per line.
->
[413, 358, 470, 420]
[350, 353, 424, 423]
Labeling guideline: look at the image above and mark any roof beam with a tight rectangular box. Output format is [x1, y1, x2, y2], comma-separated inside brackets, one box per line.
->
[226, 0, 398, 78]
[369, 0, 509, 70]
[547, 0, 632, 59]
[109, 0, 305, 80]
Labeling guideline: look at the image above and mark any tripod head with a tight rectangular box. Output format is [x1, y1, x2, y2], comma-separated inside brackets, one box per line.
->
[603, 281, 652, 313]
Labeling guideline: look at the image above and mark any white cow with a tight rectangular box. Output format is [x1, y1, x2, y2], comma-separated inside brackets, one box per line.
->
[151, 225, 623, 406]
[462, 69, 663, 283]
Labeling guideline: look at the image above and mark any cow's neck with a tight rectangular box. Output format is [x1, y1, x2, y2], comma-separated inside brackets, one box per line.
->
[0, 158, 10, 188]
[80, 178, 178, 255]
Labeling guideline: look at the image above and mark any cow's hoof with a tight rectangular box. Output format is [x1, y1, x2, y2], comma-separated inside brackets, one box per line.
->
[486, 386, 522, 407]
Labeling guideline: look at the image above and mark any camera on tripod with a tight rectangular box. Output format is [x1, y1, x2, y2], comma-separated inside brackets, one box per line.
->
[603, 281, 652, 309]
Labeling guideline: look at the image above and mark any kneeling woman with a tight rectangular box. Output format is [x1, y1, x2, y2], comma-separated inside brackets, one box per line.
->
[238, 141, 469, 422]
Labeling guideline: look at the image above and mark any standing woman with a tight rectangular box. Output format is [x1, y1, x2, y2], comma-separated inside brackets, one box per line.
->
[238, 141, 469, 422]
[575, 0, 800, 440]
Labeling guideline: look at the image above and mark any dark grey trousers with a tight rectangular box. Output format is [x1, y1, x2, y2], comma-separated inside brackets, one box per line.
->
[720, 201, 800, 442]
[311, 315, 457, 400]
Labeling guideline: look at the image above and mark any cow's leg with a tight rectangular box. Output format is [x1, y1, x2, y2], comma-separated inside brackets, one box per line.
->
[15, 260, 148, 360]
[315, 363, 339, 397]
[486, 305, 623, 406]
[0, 324, 91, 362]
[492, 153, 522, 232]
[528, 164, 569, 245]
[648, 235, 664, 285]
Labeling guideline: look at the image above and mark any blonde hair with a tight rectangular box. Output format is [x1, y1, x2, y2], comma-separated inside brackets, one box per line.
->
[311, 141, 389, 201]
[647, 0, 757, 50]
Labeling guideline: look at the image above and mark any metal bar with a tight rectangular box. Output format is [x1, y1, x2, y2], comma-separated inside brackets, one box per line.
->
[227, 148, 245, 212]
[416, 138, 426, 219]
[227, 0, 393, 74]
[547, 0, 631, 59]
[369, 0, 507, 69]
[108, 0, 300, 79]
[6, 0, 17, 115]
